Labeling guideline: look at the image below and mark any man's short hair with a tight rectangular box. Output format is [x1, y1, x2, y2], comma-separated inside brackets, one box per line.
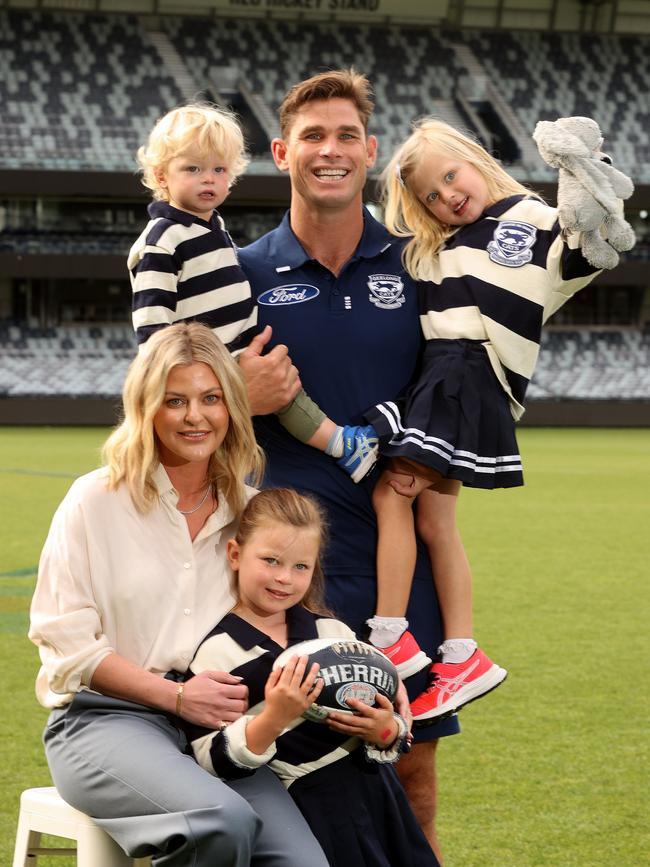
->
[279, 69, 374, 138]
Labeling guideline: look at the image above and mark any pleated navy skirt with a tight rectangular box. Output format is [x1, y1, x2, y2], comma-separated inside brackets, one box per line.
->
[288, 750, 439, 867]
[366, 338, 523, 490]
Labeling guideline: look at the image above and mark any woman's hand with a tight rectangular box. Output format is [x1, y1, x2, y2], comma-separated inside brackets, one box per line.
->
[326, 693, 399, 748]
[244, 656, 322, 755]
[179, 671, 249, 728]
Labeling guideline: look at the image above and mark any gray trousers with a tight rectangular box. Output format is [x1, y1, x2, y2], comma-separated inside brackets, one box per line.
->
[44, 693, 329, 867]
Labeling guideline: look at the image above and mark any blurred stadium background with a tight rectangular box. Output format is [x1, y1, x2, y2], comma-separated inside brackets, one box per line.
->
[0, 0, 649, 427]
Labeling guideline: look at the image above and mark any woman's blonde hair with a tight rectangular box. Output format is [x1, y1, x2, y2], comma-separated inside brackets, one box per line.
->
[234, 488, 332, 616]
[137, 102, 250, 201]
[382, 118, 532, 281]
[103, 322, 264, 515]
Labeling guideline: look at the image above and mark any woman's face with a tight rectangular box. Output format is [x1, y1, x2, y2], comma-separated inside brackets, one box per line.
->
[153, 362, 230, 468]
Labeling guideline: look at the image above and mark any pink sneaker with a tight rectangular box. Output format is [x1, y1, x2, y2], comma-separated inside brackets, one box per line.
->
[411, 648, 507, 726]
[378, 631, 431, 679]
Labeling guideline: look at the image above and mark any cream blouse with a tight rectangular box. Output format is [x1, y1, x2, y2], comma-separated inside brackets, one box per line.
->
[29, 463, 254, 709]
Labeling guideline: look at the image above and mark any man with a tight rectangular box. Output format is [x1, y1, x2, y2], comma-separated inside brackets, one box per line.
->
[238, 70, 459, 860]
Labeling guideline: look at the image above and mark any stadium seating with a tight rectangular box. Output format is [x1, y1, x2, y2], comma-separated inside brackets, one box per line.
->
[1, 321, 648, 400]
[1, 8, 646, 178]
[462, 29, 650, 180]
[0, 322, 136, 397]
[0, 9, 183, 171]
[528, 329, 650, 400]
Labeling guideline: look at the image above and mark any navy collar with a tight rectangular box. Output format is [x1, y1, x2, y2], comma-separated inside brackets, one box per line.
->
[483, 194, 539, 219]
[218, 606, 320, 652]
[268, 207, 394, 274]
[148, 200, 219, 229]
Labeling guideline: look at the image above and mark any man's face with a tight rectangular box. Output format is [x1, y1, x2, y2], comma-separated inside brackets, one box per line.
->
[272, 97, 377, 212]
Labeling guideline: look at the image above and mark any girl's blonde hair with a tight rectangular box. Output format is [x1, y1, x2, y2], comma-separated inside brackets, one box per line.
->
[382, 118, 532, 281]
[234, 488, 332, 616]
[102, 322, 264, 515]
[137, 102, 250, 201]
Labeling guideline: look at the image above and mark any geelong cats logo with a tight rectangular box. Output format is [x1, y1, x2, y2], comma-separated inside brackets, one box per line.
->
[487, 221, 537, 267]
[368, 274, 405, 309]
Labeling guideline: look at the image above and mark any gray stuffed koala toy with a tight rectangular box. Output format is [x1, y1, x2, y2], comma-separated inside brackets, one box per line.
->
[533, 116, 635, 269]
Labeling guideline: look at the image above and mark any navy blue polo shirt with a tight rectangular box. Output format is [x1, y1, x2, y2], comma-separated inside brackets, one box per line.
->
[240, 209, 427, 564]
[240, 210, 459, 738]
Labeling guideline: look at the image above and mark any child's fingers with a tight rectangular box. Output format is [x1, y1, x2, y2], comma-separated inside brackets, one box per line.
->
[373, 693, 394, 711]
[341, 695, 394, 719]
[309, 678, 324, 701]
[326, 713, 370, 735]
[288, 655, 309, 686]
[301, 662, 321, 694]
[276, 655, 300, 683]
[266, 667, 283, 688]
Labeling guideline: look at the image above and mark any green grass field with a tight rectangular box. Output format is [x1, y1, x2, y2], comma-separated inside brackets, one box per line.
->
[1, 426, 648, 866]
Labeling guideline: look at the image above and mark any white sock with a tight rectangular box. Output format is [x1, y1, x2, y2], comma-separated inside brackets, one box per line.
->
[325, 426, 344, 457]
[438, 638, 477, 664]
[366, 616, 409, 648]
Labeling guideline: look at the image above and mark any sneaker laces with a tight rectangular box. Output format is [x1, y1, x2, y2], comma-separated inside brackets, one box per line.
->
[423, 669, 441, 694]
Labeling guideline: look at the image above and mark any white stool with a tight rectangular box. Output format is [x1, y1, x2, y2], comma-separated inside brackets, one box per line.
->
[13, 787, 151, 866]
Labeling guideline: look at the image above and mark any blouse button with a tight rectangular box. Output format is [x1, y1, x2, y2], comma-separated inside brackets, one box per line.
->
[183, 562, 191, 569]
[183, 608, 191, 616]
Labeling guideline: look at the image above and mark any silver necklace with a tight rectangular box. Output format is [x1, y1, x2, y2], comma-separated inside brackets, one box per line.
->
[177, 484, 212, 516]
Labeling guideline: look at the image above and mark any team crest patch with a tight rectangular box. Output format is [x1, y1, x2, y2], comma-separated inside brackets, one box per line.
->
[367, 274, 405, 309]
[487, 221, 537, 267]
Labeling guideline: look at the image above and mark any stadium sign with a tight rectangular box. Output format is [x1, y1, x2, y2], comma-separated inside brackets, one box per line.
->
[164, 0, 448, 23]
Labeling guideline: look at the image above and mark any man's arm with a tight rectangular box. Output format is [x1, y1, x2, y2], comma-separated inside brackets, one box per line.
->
[238, 325, 302, 415]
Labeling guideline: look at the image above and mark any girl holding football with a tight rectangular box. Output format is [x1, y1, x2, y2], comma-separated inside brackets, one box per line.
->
[179, 487, 440, 867]
[363, 119, 606, 726]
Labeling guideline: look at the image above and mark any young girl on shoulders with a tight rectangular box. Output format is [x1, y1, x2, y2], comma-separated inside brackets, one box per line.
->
[362, 119, 608, 726]
[180, 488, 439, 867]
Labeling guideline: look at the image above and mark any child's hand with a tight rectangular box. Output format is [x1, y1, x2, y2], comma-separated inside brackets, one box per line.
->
[384, 469, 432, 499]
[263, 655, 322, 730]
[326, 693, 399, 748]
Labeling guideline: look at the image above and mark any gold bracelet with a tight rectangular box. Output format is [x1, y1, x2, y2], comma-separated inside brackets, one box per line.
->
[175, 683, 184, 717]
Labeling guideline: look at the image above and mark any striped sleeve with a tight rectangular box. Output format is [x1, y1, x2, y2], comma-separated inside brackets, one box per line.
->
[191, 716, 277, 780]
[130, 243, 180, 345]
[544, 224, 601, 322]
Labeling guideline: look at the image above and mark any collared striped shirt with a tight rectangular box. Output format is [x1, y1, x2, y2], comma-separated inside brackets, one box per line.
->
[128, 201, 258, 353]
[419, 195, 600, 419]
[181, 608, 402, 787]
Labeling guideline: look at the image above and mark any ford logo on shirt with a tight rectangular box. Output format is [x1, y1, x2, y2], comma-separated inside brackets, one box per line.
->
[257, 284, 320, 305]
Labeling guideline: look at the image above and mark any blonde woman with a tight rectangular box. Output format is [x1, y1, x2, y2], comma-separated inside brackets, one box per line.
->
[29, 323, 329, 867]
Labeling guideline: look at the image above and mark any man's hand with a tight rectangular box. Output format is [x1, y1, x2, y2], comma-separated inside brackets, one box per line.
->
[239, 325, 301, 415]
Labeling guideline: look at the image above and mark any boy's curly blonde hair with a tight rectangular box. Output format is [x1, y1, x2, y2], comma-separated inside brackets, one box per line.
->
[137, 102, 250, 201]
